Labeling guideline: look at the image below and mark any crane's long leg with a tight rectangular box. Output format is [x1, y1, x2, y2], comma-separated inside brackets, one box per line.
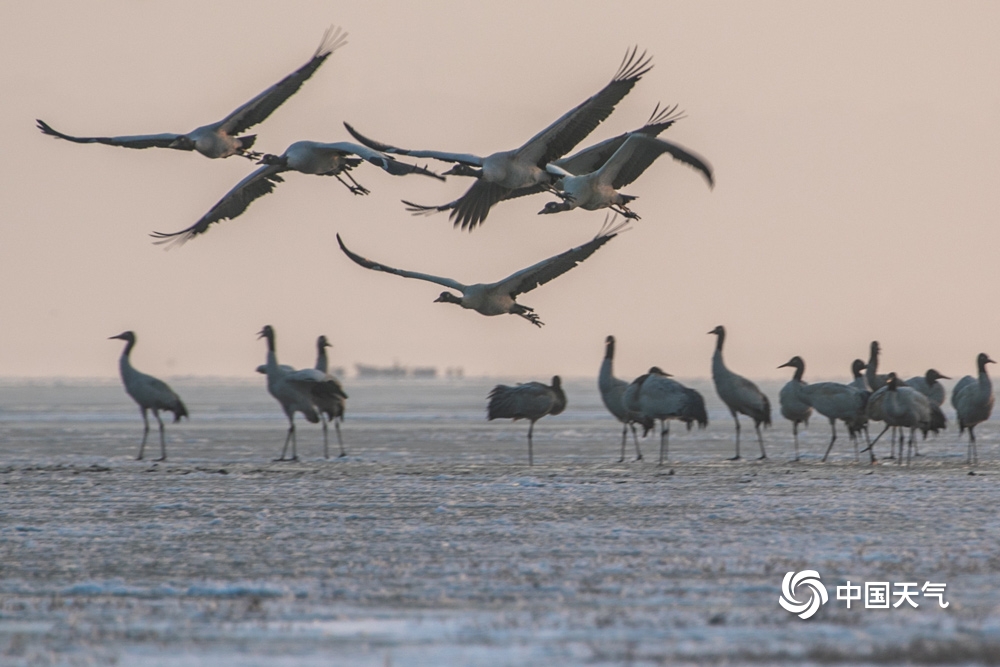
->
[729, 412, 741, 461]
[896, 429, 904, 466]
[275, 418, 296, 462]
[137, 408, 150, 460]
[822, 419, 838, 462]
[969, 427, 978, 465]
[335, 172, 370, 196]
[154, 410, 167, 462]
[906, 427, 915, 466]
[321, 415, 330, 460]
[619, 423, 628, 463]
[630, 423, 642, 461]
[754, 422, 767, 460]
[527, 421, 535, 466]
[659, 421, 670, 466]
[334, 418, 346, 458]
[864, 424, 891, 452]
[792, 422, 800, 462]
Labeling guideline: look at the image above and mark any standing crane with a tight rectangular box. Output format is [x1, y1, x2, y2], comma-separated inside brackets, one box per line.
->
[257, 325, 346, 462]
[109, 331, 188, 461]
[952, 353, 995, 464]
[487, 376, 567, 466]
[623, 367, 707, 465]
[779, 357, 868, 463]
[709, 326, 771, 460]
[881, 373, 933, 466]
[598, 336, 653, 462]
[777, 356, 812, 461]
[314, 335, 348, 458]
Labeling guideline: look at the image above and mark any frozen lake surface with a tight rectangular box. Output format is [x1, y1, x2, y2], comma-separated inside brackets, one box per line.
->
[2, 377, 1000, 665]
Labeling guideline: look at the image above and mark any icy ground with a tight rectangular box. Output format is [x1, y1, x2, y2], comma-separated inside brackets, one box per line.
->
[2, 377, 1000, 665]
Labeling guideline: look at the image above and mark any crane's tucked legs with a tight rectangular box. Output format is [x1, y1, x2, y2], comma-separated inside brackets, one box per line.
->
[335, 172, 369, 196]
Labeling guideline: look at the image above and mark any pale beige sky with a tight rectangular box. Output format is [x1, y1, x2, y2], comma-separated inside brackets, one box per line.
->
[1, 1, 997, 380]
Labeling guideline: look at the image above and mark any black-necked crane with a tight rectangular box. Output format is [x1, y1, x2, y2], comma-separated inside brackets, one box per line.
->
[865, 341, 889, 392]
[314, 335, 348, 459]
[37, 27, 347, 160]
[880, 373, 934, 466]
[623, 367, 707, 465]
[399, 104, 695, 221]
[343, 47, 652, 230]
[906, 369, 949, 407]
[487, 376, 567, 466]
[109, 331, 188, 461]
[847, 358, 872, 448]
[777, 356, 812, 462]
[538, 132, 713, 218]
[337, 219, 625, 327]
[598, 336, 653, 462]
[709, 326, 771, 460]
[151, 141, 442, 245]
[849, 359, 869, 392]
[257, 325, 347, 462]
[952, 353, 995, 464]
[779, 357, 868, 463]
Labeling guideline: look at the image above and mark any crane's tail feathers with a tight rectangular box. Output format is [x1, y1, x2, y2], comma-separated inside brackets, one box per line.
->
[646, 102, 685, 127]
[595, 213, 632, 239]
[614, 46, 654, 83]
[317, 25, 349, 58]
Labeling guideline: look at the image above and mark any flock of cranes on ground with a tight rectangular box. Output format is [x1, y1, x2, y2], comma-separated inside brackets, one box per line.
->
[41, 27, 992, 465]
[107, 327, 993, 467]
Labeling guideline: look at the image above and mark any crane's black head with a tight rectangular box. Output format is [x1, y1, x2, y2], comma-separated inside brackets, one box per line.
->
[168, 136, 196, 151]
[257, 153, 288, 166]
[433, 292, 462, 305]
[707, 325, 725, 336]
[778, 356, 804, 371]
[870, 340, 881, 356]
[851, 359, 867, 377]
[109, 331, 135, 343]
[648, 366, 672, 377]
[926, 368, 949, 383]
[318, 335, 331, 349]
[538, 201, 572, 215]
[443, 164, 482, 179]
[257, 325, 275, 340]
[886, 372, 901, 389]
[551, 375, 562, 389]
[978, 353, 996, 369]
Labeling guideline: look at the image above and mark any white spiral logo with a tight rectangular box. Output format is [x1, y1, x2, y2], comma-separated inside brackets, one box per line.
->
[779, 570, 828, 619]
